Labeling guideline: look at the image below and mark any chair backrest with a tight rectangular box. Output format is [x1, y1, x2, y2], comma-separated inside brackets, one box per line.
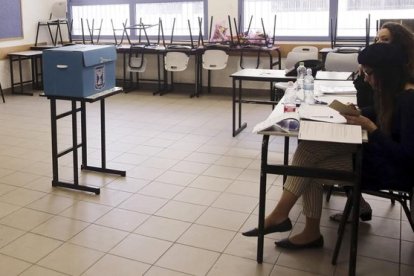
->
[324, 52, 359, 72]
[51, 1, 67, 20]
[285, 51, 318, 69]
[202, 49, 229, 70]
[129, 56, 147, 73]
[164, 52, 189, 72]
[291, 46, 319, 54]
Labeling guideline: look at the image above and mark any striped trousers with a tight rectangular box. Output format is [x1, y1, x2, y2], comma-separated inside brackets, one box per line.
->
[284, 141, 357, 219]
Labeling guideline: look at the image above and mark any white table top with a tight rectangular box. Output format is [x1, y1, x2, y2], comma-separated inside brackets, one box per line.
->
[230, 69, 295, 80]
[8, 50, 43, 57]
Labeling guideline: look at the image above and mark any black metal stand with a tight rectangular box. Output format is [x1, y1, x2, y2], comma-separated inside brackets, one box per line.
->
[47, 87, 126, 195]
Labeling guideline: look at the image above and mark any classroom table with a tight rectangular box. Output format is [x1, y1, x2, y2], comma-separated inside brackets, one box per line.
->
[230, 68, 356, 137]
[230, 69, 296, 136]
[8, 50, 43, 96]
[254, 97, 364, 276]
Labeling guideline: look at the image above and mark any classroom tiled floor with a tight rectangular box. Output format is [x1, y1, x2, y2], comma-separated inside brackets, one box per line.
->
[0, 89, 413, 276]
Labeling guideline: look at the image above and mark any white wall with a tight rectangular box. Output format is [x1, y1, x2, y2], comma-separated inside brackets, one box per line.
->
[0, 0, 270, 91]
[0, 0, 64, 88]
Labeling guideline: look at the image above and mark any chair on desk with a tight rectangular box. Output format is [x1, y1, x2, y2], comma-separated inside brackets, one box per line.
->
[35, 1, 71, 46]
[86, 19, 103, 44]
[202, 48, 229, 93]
[111, 19, 127, 46]
[127, 46, 148, 90]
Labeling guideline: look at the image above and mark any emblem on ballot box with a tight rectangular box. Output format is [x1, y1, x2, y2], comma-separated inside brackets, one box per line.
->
[95, 65, 105, 90]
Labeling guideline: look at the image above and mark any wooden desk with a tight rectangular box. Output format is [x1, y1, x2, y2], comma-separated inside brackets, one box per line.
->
[8, 50, 43, 96]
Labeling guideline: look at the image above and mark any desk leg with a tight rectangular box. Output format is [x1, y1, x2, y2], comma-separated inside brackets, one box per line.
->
[81, 102, 88, 167]
[232, 78, 247, 137]
[154, 53, 161, 95]
[100, 99, 107, 168]
[18, 57, 23, 94]
[283, 137, 289, 184]
[349, 149, 362, 276]
[71, 101, 80, 186]
[30, 57, 36, 90]
[9, 57, 15, 94]
[257, 135, 270, 263]
[50, 99, 59, 183]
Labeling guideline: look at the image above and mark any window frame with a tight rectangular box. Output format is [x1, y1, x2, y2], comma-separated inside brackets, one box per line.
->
[68, 0, 208, 42]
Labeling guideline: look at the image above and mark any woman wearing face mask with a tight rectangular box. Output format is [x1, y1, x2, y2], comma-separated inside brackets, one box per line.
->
[242, 43, 414, 250]
[330, 22, 414, 223]
[356, 22, 414, 109]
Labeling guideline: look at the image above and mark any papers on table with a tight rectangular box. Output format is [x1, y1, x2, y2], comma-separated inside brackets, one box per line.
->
[298, 104, 346, 124]
[318, 85, 356, 95]
[298, 120, 362, 144]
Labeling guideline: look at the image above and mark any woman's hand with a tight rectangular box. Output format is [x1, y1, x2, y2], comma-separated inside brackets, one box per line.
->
[342, 114, 378, 133]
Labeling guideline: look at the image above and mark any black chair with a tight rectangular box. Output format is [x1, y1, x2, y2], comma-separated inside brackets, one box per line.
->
[332, 187, 414, 265]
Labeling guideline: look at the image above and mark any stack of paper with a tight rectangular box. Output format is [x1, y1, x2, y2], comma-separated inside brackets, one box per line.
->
[298, 120, 362, 144]
[319, 86, 356, 95]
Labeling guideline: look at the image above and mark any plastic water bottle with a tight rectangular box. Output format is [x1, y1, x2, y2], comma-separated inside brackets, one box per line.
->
[283, 81, 297, 112]
[303, 68, 314, 104]
[296, 62, 306, 90]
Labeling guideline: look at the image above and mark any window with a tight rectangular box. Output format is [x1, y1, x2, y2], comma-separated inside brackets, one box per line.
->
[337, 0, 414, 36]
[68, 0, 206, 41]
[240, 0, 414, 41]
[241, 0, 330, 39]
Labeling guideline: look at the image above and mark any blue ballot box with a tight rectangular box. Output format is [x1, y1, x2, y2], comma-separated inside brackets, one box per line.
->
[43, 45, 117, 97]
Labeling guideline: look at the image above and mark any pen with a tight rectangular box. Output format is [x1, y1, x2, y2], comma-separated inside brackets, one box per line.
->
[314, 100, 328, 105]
[312, 115, 333, 118]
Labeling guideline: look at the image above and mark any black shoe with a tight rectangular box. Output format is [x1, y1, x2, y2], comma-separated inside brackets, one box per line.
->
[242, 218, 292, 237]
[275, 235, 324, 250]
[330, 200, 372, 223]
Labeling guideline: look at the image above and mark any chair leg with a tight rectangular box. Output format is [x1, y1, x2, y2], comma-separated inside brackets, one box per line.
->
[389, 190, 396, 205]
[207, 70, 211, 93]
[0, 82, 5, 103]
[332, 190, 353, 265]
[401, 198, 414, 232]
[326, 185, 334, 202]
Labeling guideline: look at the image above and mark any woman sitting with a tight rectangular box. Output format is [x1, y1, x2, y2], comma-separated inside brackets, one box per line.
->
[242, 43, 414, 249]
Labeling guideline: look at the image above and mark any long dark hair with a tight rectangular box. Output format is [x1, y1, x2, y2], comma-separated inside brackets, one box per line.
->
[381, 22, 414, 80]
[359, 43, 409, 134]
[371, 65, 406, 134]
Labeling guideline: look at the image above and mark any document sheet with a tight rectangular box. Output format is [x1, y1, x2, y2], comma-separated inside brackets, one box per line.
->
[298, 120, 362, 144]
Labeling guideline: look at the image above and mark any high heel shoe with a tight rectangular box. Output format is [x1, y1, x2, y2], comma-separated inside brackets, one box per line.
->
[330, 199, 372, 223]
